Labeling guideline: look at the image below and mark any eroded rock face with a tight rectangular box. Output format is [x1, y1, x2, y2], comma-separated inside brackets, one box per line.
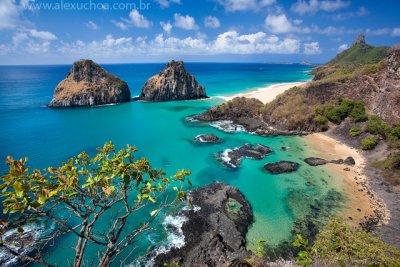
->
[153, 182, 253, 267]
[137, 61, 207, 102]
[264, 161, 300, 174]
[48, 60, 131, 107]
[387, 49, 400, 79]
[218, 144, 272, 168]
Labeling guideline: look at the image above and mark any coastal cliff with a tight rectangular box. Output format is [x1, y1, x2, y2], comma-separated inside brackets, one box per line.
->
[153, 182, 253, 266]
[194, 40, 399, 134]
[136, 60, 207, 102]
[48, 60, 131, 107]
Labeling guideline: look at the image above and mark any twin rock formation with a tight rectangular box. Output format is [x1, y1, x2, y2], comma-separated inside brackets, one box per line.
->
[49, 60, 207, 107]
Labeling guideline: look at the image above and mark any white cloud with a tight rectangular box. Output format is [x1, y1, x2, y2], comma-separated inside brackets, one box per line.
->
[128, 10, 151, 28]
[338, 44, 349, 52]
[155, 0, 181, 8]
[12, 32, 28, 45]
[204, 16, 221, 29]
[86, 21, 99, 30]
[303, 42, 321, 55]
[55, 31, 304, 57]
[28, 29, 57, 40]
[0, 0, 20, 29]
[265, 14, 297, 33]
[112, 20, 128, 30]
[160, 21, 173, 34]
[216, 0, 276, 12]
[291, 0, 350, 15]
[366, 28, 391, 36]
[392, 28, 400, 37]
[174, 13, 198, 30]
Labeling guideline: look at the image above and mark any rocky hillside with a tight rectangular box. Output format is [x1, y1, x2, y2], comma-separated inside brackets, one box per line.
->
[48, 60, 131, 107]
[136, 60, 207, 102]
[195, 39, 400, 134]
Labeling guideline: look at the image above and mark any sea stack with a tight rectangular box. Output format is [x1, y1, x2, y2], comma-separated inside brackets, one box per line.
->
[136, 60, 207, 102]
[48, 60, 131, 107]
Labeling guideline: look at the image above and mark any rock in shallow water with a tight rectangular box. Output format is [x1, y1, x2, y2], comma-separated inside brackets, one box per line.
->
[193, 134, 221, 143]
[136, 60, 208, 102]
[153, 182, 253, 267]
[48, 59, 131, 107]
[304, 156, 356, 166]
[264, 161, 300, 174]
[218, 144, 272, 168]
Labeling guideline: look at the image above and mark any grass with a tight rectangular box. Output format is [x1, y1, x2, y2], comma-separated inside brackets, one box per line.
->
[328, 43, 389, 67]
[372, 153, 400, 188]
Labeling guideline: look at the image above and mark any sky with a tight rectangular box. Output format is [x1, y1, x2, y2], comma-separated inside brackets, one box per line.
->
[0, 0, 399, 65]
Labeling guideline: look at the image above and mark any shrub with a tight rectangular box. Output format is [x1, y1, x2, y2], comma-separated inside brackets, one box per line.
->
[365, 115, 390, 138]
[349, 125, 362, 137]
[361, 136, 379, 150]
[314, 115, 329, 131]
[311, 218, 400, 267]
[317, 98, 368, 124]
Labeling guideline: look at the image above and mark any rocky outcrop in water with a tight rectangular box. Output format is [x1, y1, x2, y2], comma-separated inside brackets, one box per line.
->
[304, 156, 355, 166]
[193, 134, 221, 143]
[136, 61, 207, 102]
[48, 60, 131, 107]
[153, 182, 253, 266]
[264, 161, 300, 174]
[218, 144, 272, 168]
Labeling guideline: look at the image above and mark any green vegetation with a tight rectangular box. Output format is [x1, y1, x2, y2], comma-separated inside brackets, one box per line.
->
[372, 152, 400, 188]
[388, 124, 400, 149]
[328, 43, 389, 66]
[349, 125, 362, 137]
[315, 98, 368, 125]
[257, 218, 400, 267]
[309, 218, 400, 267]
[0, 142, 190, 267]
[361, 136, 379, 150]
[365, 115, 390, 137]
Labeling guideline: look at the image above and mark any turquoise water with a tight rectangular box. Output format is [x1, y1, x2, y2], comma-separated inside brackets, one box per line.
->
[0, 63, 341, 265]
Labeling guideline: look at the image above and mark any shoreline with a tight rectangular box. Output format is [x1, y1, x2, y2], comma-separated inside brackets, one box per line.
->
[303, 133, 390, 228]
[224, 81, 309, 104]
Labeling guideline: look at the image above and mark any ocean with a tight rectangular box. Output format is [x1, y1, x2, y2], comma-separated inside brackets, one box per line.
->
[0, 63, 341, 266]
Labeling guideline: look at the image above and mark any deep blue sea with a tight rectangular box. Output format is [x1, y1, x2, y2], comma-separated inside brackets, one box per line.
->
[0, 63, 340, 266]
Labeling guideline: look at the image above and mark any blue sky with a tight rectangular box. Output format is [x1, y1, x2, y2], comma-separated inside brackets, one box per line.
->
[0, 0, 399, 65]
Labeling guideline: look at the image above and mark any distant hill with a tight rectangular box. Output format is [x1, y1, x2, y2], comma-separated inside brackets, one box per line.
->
[328, 35, 389, 66]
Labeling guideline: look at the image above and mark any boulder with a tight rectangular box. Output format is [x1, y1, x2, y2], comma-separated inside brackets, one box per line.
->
[304, 157, 329, 166]
[264, 161, 300, 174]
[48, 60, 131, 107]
[218, 144, 272, 168]
[136, 61, 207, 102]
[193, 134, 221, 143]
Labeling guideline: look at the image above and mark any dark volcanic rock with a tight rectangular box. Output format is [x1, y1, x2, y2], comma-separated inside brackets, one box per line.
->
[136, 60, 207, 102]
[343, 156, 356, 165]
[193, 134, 221, 143]
[304, 156, 356, 166]
[48, 60, 131, 107]
[304, 157, 329, 166]
[218, 144, 272, 168]
[153, 182, 253, 267]
[264, 161, 300, 174]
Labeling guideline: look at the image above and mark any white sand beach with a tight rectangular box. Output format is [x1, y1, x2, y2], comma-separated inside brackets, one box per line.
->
[226, 81, 309, 104]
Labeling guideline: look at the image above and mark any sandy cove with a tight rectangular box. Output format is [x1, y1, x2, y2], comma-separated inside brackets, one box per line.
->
[303, 133, 390, 228]
[228, 80, 390, 228]
[226, 81, 308, 104]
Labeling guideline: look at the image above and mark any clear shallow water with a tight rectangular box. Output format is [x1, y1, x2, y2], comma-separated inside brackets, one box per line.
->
[0, 63, 341, 265]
